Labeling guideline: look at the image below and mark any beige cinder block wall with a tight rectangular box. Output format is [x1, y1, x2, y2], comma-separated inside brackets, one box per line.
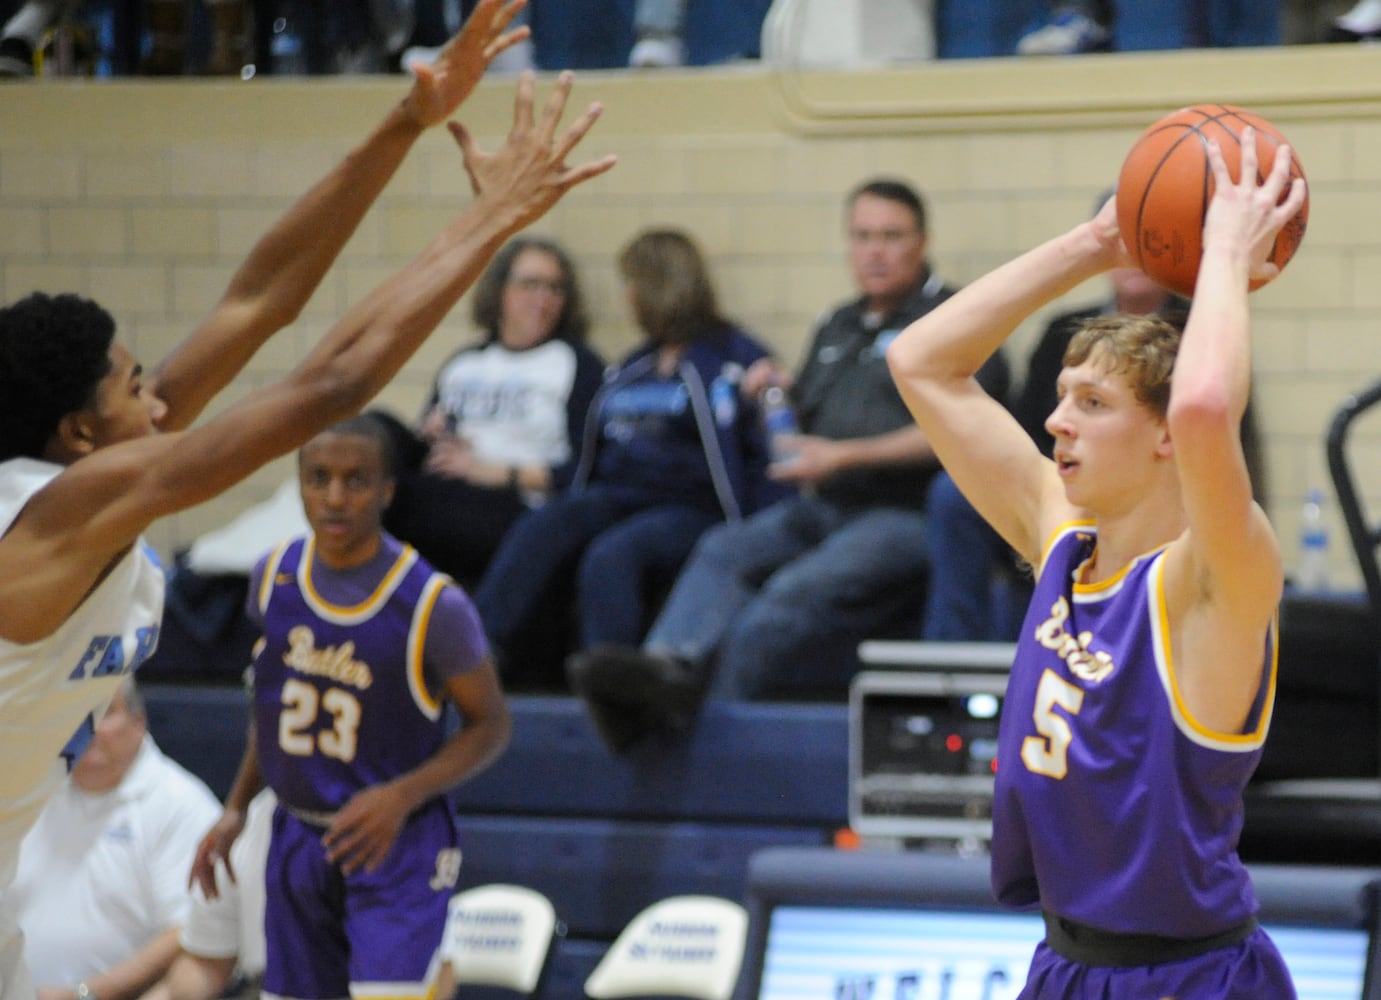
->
[2, 45, 1379, 589]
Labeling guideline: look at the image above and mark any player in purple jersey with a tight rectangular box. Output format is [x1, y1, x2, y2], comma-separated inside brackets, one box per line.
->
[191, 415, 510, 1000]
[886, 134, 1306, 998]
[0, 5, 612, 996]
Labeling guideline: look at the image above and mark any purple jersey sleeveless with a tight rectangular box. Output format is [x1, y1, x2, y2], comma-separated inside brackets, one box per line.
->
[251, 536, 478, 816]
[992, 523, 1278, 940]
[249, 535, 486, 999]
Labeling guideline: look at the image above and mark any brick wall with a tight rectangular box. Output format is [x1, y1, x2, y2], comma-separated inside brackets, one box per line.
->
[2, 46, 1378, 588]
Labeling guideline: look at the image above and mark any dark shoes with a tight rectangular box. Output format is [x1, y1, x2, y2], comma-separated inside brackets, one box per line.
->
[0, 37, 35, 78]
[566, 644, 707, 755]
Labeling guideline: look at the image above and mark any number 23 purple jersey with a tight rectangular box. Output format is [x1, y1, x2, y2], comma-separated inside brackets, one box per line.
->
[249, 536, 465, 816]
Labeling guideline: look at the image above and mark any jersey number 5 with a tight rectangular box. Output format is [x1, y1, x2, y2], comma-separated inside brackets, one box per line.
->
[280, 677, 362, 762]
[1021, 669, 1084, 778]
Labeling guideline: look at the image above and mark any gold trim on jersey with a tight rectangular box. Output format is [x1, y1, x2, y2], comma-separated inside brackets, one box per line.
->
[407, 574, 448, 722]
[1036, 520, 1096, 580]
[1149, 551, 1277, 751]
[297, 538, 420, 625]
[257, 539, 293, 615]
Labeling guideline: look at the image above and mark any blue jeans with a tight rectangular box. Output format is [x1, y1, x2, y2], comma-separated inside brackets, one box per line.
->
[919, 470, 1019, 641]
[474, 486, 718, 654]
[644, 495, 930, 700]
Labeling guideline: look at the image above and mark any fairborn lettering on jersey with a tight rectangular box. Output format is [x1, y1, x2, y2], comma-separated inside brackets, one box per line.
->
[1032, 596, 1115, 683]
[67, 625, 160, 682]
[282, 625, 374, 689]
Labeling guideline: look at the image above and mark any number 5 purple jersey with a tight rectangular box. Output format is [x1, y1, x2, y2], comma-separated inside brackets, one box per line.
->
[992, 523, 1278, 940]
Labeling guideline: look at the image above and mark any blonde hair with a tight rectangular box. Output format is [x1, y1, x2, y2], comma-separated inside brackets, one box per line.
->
[1063, 313, 1181, 418]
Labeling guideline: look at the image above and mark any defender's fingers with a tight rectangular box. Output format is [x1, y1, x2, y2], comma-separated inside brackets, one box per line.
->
[510, 69, 538, 133]
[483, 23, 531, 60]
[535, 71, 576, 137]
[551, 101, 605, 163]
[447, 120, 484, 161]
[559, 153, 619, 191]
[469, 0, 516, 36]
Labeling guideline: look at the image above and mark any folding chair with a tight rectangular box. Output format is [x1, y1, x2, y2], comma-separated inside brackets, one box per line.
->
[584, 895, 748, 1000]
[440, 883, 563, 996]
[1326, 378, 1381, 626]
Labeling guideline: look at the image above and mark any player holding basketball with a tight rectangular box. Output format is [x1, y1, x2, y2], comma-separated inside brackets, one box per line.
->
[191, 414, 508, 1000]
[886, 130, 1306, 998]
[0, 1, 613, 995]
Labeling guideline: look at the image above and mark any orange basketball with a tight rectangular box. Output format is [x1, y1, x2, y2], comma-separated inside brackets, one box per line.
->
[1115, 104, 1309, 298]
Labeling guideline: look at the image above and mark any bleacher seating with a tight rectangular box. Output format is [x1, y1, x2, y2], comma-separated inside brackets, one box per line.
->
[143, 686, 850, 985]
[529, 0, 773, 70]
[142, 662, 1378, 994]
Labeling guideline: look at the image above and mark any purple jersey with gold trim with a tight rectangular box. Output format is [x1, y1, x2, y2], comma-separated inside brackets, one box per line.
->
[250, 536, 477, 815]
[992, 523, 1277, 939]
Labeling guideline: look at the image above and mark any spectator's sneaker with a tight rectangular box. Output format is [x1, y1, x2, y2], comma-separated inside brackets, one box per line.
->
[0, 36, 35, 78]
[629, 33, 684, 68]
[1015, 9, 1111, 55]
[1330, 0, 1381, 41]
[566, 644, 706, 755]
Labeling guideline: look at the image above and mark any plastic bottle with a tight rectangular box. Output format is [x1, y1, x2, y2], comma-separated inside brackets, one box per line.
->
[760, 386, 800, 466]
[1296, 488, 1332, 593]
[270, 11, 307, 75]
[710, 373, 738, 428]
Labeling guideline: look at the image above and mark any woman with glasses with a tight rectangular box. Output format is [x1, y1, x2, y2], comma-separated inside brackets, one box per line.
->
[474, 228, 787, 691]
[378, 235, 606, 590]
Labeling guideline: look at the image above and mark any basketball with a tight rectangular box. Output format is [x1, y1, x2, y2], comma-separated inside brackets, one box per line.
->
[1115, 104, 1309, 298]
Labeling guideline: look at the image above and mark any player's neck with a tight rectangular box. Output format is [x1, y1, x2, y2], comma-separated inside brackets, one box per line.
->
[1088, 489, 1186, 580]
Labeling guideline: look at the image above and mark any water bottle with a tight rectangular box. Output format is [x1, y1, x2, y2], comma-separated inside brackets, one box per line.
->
[710, 373, 738, 428]
[270, 11, 307, 75]
[760, 386, 800, 466]
[1295, 488, 1331, 593]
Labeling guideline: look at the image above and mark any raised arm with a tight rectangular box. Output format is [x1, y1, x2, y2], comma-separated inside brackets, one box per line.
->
[885, 213, 1124, 567]
[1160, 132, 1304, 722]
[149, 0, 531, 431]
[0, 72, 616, 645]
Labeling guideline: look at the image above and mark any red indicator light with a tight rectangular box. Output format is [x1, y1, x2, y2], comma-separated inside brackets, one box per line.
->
[945, 733, 963, 753]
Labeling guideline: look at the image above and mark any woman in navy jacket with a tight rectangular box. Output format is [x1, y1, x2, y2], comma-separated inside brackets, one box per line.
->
[474, 229, 787, 685]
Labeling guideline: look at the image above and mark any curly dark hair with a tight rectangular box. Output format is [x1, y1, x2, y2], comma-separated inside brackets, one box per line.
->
[470, 236, 589, 345]
[0, 292, 115, 462]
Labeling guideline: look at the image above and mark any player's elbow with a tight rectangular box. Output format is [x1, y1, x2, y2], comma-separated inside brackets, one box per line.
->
[486, 702, 513, 758]
[1168, 390, 1238, 444]
[290, 362, 376, 424]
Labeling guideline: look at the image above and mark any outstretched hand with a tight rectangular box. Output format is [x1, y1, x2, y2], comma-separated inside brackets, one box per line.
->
[1202, 127, 1307, 286]
[448, 70, 618, 233]
[403, 0, 530, 128]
